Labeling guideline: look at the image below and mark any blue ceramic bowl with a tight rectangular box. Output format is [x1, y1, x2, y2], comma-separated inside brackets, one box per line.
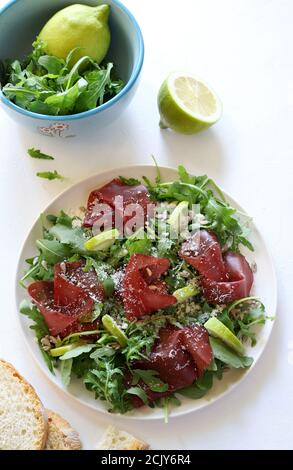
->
[0, 0, 144, 137]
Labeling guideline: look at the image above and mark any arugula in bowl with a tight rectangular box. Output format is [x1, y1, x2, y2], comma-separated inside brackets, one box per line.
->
[1, 40, 124, 116]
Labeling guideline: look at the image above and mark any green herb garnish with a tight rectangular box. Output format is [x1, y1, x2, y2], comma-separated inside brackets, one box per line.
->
[36, 170, 64, 180]
[28, 148, 54, 160]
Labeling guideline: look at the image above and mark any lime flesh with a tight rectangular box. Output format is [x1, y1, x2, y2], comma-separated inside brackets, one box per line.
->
[39, 4, 111, 65]
[158, 72, 222, 134]
[204, 317, 245, 356]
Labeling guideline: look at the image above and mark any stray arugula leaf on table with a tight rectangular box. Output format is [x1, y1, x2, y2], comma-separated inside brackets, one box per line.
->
[36, 170, 64, 180]
[28, 148, 54, 160]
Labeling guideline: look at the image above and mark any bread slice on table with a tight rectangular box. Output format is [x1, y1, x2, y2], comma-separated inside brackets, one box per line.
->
[97, 425, 149, 450]
[45, 410, 82, 450]
[0, 359, 47, 450]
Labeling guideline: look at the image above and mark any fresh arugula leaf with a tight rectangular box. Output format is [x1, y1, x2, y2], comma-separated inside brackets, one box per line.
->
[60, 344, 96, 360]
[38, 55, 64, 75]
[125, 229, 152, 255]
[217, 309, 235, 332]
[71, 353, 95, 378]
[119, 176, 141, 186]
[132, 369, 169, 393]
[36, 239, 71, 264]
[47, 210, 73, 228]
[45, 79, 85, 115]
[226, 298, 268, 346]
[84, 360, 127, 413]
[49, 223, 89, 254]
[61, 358, 73, 386]
[126, 386, 149, 406]
[27, 148, 54, 160]
[36, 170, 64, 181]
[178, 164, 197, 185]
[209, 337, 253, 368]
[19, 300, 55, 373]
[90, 346, 116, 361]
[178, 370, 214, 399]
[20, 255, 54, 284]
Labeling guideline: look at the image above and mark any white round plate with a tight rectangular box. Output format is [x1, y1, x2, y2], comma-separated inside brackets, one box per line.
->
[15, 165, 277, 419]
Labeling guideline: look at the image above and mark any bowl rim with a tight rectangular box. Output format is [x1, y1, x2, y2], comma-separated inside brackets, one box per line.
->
[0, 0, 144, 121]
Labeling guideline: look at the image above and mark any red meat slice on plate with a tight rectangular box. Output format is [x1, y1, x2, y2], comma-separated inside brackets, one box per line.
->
[28, 280, 93, 337]
[129, 325, 213, 407]
[28, 260, 104, 337]
[179, 229, 253, 304]
[122, 254, 177, 320]
[180, 324, 213, 375]
[201, 251, 254, 304]
[83, 178, 150, 229]
[180, 230, 226, 281]
[54, 260, 104, 305]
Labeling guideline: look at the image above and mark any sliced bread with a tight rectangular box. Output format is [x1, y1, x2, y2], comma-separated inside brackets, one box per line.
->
[97, 425, 149, 450]
[45, 410, 82, 450]
[0, 359, 47, 450]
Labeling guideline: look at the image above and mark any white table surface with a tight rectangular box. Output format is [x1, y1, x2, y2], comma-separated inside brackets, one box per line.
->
[0, 0, 292, 450]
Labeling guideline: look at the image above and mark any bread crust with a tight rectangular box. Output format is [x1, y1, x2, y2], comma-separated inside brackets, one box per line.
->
[45, 410, 82, 450]
[0, 359, 47, 450]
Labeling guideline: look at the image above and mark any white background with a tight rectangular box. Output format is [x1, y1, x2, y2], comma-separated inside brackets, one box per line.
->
[0, 0, 292, 450]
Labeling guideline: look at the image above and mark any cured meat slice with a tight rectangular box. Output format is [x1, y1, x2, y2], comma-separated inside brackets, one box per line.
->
[122, 254, 177, 320]
[129, 325, 213, 407]
[28, 281, 93, 336]
[179, 230, 253, 304]
[83, 178, 150, 229]
[28, 261, 104, 337]
[201, 252, 254, 304]
[54, 260, 104, 305]
[180, 230, 226, 281]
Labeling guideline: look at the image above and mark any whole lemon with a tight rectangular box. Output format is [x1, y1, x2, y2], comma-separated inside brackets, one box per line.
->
[39, 4, 111, 65]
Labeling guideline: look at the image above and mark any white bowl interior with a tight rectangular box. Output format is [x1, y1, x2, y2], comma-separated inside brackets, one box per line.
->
[15, 165, 277, 419]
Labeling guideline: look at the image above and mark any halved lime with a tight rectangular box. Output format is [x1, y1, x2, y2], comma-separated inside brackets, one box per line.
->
[102, 314, 127, 347]
[204, 317, 245, 356]
[158, 72, 222, 134]
[84, 228, 119, 251]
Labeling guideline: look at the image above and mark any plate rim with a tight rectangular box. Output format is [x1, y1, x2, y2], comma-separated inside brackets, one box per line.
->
[14, 164, 278, 420]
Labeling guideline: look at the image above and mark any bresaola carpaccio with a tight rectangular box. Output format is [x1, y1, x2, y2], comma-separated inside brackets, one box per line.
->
[28, 260, 104, 337]
[83, 178, 151, 229]
[122, 253, 177, 320]
[129, 325, 213, 407]
[179, 229, 254, 303]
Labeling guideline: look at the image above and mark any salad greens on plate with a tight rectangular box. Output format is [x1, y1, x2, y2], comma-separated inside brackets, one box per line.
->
[19, 165, 270, 417]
